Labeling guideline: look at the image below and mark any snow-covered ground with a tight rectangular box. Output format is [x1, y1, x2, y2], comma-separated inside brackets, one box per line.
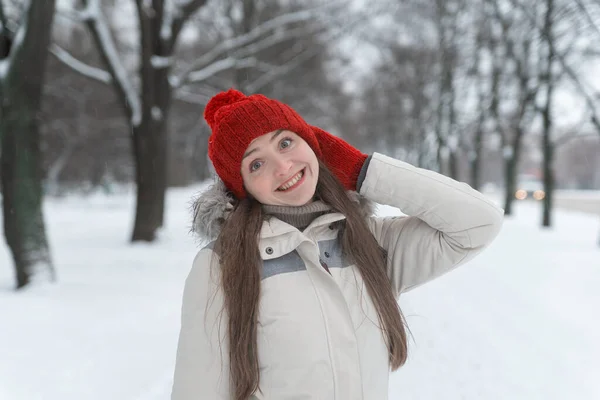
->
[1, 185, 598, 400]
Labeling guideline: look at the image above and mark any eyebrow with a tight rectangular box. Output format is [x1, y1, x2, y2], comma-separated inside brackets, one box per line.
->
[242, 129, 284, 159]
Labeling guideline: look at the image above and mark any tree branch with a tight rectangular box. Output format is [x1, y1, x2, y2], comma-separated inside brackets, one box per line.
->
[80, 0, 141, 126]
[174, 1, 346, 85]
[509, 0, 600, 137]
[573, 0, 600, 39]
[173, 22, 323, 88]
[49, 43, 112, 84]
[248, 3, 392, 93]
[0, 0, 8, 33]
[170, 0, 209, 47]
[232, 22, 324, 60]
[173, 88, 211, 105]
[246, 47, 319, 93]
[184, 57, 262, 85]
[1, 0, 57, 82]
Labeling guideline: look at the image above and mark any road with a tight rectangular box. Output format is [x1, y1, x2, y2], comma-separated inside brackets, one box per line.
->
[553, 190, 600, 215]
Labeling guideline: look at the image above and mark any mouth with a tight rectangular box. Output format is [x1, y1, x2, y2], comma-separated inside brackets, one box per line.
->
[276, 168, 306, 192]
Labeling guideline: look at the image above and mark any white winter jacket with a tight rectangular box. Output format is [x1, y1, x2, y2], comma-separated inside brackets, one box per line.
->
[171, 153, 504, 400]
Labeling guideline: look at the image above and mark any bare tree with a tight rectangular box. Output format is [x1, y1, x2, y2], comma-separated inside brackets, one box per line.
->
[507, 0, 599, 227]
[433, 0, 462, 178]
[486, 0, 541, 216]
[467, 5, 487, 191]
[0, 0, 57, 289]
[539, 0, 556, 227]
[53, 0, 346, 242]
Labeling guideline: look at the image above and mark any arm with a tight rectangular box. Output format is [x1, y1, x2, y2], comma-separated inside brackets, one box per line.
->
[359, 153, 504, 295]
[171, 249, 230, 399]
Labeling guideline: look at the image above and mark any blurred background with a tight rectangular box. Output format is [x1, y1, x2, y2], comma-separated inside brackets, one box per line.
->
[0, 0, 599, 399]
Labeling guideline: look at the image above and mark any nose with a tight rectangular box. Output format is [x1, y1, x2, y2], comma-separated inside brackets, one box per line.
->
[272, 156, 292, 176]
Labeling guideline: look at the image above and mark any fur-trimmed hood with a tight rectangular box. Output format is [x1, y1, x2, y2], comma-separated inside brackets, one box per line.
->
[190, 178, 376, 242]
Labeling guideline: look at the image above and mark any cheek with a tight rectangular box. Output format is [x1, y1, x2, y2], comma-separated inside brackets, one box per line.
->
[245, 175, 272, 199]
[303, 147, 319, 173]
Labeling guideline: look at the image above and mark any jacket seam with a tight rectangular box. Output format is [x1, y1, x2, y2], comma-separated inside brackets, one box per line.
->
[304, 252, 339, 399]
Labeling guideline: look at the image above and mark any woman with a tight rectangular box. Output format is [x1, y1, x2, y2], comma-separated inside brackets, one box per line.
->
[171, 89, 504, 400]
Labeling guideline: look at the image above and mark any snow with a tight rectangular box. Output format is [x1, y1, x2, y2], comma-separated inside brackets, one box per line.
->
[160, 0, 174, 42]
[0, 59, 8, 80]
[0, 1, 28, 81]
[150, 55, 173, 69]
[151, 106, 163, 121]
[1, 185, 599, 400]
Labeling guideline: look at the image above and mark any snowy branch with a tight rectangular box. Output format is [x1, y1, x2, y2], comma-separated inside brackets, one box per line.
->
[0, 1, 29, 82]
[232, 23, 325, 60]
[81, 0, 142, 126]
[151, 55, 174, 69]
[246, 47, 319, 93]
[172, 22, 322, 88]
[56, 3, 94, 23]
[573, 0, 600, 40]
[510, 0, 600, 137]
[173, 89, 211, 105]
[170, 0, 209, 46]
[160, 0, 174, 41]
[49, 44, 112, 84]
[247, 4, 390, 93]
[0, 1, 8, 32]
[182, 57, 262, 85]
[174, 1, 346, 85]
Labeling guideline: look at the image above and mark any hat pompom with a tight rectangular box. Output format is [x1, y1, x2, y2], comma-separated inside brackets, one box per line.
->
[204, 88, 246, 127]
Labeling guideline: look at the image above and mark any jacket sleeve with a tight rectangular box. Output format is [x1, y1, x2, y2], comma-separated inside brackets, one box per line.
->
[360, 153, 504, 296]
[171, 248, 231, 399]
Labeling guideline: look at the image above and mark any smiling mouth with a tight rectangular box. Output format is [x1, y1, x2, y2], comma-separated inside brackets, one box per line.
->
[277, 169, 305, 191]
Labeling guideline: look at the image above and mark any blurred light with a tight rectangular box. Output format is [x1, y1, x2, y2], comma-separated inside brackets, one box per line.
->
[515, 189, 527, 200]
[533, 190, 545, 201]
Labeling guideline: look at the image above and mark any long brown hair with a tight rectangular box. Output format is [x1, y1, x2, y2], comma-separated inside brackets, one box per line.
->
[215, 160, 408, 400]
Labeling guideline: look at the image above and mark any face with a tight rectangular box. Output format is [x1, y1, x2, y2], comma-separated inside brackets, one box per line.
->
[240, 129, 319, 206]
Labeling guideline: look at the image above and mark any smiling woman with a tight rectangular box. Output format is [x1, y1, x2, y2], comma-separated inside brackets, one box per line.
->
[240, 129, 319, 206]
[171, 89, 504, 400]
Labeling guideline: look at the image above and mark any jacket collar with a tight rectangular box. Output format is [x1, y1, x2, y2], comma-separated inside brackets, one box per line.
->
[191, 177, 375, 243]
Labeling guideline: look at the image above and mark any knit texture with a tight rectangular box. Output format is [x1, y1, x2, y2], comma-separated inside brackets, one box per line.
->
[312, 126, 368, 192]
[262, 201, 332, 231]
[204, 88, 367, 198]
[205, 89, 320, 199]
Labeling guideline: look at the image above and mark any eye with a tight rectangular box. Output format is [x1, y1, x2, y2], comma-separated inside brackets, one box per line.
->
[250, 160, 263, 172]
[280, 138, 292, 149]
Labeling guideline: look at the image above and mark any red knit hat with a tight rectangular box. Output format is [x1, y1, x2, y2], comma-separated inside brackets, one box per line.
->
[205, 89, 321, 199]
[205, 88, 367, 199]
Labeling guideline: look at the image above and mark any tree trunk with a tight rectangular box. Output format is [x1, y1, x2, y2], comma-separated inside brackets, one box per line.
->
[130, 2, 173, 241]
[503, 125, 525, 216]
[130, 117, 168, 241]
[0, 0, 57, 289]
[448, 150, 459, 180]
[503, 154, 518, 216]
[470, 125, 483, 190]
[541, 0, 554, 228]
[541, 109, 554, 227]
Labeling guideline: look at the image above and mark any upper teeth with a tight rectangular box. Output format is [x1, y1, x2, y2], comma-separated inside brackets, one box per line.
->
[279, 171, 303, 191]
